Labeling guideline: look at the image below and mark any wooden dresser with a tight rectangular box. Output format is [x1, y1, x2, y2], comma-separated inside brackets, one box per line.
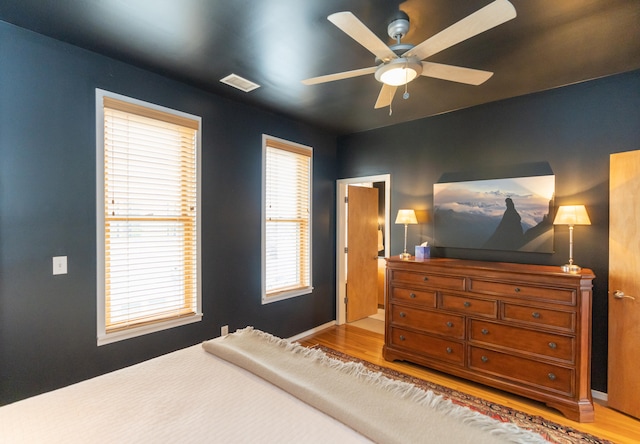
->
[384, 257, 595, 422]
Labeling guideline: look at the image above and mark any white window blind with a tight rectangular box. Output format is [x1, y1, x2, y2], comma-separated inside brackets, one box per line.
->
[263, 136, 312, 303]
[97, 90, 201, 344]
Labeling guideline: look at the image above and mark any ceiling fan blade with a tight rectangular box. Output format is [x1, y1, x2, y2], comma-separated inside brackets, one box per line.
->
[404, 0, 517, 61]
[374, 84, 398, 109]
[421, 62, 493, 85]
[328, 11, 397, 62]
[302, 66, 377, 85]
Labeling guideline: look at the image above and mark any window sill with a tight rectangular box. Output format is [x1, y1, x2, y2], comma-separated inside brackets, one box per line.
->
[97, 313, 203, 346]
[262, 286, 313, 304]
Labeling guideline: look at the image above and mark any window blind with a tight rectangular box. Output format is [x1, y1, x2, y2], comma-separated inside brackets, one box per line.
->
[102, 96, 199, 334]
[264, 138, 312, 300]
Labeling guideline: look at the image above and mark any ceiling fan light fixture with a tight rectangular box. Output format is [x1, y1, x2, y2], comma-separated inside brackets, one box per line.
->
[375, 58, 422, 86]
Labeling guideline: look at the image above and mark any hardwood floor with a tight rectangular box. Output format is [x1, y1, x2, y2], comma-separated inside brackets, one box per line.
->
[298, 324, 640, 444]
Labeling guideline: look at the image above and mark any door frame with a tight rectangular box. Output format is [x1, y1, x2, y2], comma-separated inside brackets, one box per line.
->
[336, 174, 391, 325]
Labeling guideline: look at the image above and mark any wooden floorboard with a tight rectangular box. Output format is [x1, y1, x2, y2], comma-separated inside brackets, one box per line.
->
[298, 324, 640, 444]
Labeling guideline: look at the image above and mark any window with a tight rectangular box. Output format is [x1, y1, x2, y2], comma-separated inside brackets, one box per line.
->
[96, 89, 201, 345]
[262, 135, 312, 303]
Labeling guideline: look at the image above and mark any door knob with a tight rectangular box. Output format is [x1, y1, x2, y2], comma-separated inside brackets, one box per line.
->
[613, 290, 636, 301]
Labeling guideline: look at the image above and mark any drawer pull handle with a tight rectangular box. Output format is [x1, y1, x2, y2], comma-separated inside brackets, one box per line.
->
[446, 347, 453, 354]
[481, 356, 489, 363]
[514, 287, 521, 293]
[548, 373, 556, 381]
[532, 312, 541, 319]
[399, 335, 406, 341]
[464, 301, 471, 308]
[399, 312, 406, 318]
[548, 342, 557, 349]
[446, 321, 454, 328]
[481, 328, 489, 335]
[423, 276, 429, 281]
[409, 293, 416, 299]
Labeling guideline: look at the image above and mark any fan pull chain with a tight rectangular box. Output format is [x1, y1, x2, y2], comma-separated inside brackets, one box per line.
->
[403, 61, 410, 100]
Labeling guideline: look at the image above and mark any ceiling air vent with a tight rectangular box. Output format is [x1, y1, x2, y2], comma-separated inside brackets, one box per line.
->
[220, 74, 260, 92]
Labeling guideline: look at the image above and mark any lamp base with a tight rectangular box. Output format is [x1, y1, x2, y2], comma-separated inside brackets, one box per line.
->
[561, 263, 582, 273]
[399, 252, 412, 260]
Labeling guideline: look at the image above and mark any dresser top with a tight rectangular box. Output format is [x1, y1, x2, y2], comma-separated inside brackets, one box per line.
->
[386, 257, 595, 280]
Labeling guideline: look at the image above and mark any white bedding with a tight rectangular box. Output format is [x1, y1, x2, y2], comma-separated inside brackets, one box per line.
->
[0, 343, 371, 443]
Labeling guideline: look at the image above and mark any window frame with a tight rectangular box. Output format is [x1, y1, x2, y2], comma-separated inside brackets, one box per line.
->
[261, 134, 313, 304]
[96, 89, 202, 345]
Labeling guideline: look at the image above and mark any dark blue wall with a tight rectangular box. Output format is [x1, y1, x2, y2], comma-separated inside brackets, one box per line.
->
[0, 21, 338, 404]
[3, 16, 639, 403]
[337, 69, 640, 392]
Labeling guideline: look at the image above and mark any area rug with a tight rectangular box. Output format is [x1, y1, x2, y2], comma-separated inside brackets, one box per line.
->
[316, 345, 612, 444]
[204, 327, 549, 444]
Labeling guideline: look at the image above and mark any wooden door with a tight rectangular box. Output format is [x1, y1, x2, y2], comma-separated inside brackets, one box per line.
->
[346, 186, 379, 322]
[608, 150, 640, 419]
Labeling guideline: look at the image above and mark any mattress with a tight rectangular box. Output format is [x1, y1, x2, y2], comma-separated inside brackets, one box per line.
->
[0, 343, 371, 443]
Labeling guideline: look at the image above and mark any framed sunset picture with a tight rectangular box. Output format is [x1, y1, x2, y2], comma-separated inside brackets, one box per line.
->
[433, 175, 555, 253]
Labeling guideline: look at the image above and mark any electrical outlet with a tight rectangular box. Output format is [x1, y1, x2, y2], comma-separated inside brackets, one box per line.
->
[221, 325, 229, 336]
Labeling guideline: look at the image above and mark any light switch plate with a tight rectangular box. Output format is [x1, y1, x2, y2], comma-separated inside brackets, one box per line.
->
[53, 256, 67, 275]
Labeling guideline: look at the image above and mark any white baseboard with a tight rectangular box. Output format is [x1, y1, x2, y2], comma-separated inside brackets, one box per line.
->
[288, 320, 336, 342]
[591, 389, 608, 403]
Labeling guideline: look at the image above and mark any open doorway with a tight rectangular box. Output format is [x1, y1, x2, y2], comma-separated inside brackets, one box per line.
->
[336, 174, 390, 331]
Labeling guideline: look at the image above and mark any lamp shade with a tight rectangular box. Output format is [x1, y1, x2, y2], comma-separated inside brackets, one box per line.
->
[395, 209, 417, 225]
[553, 205, 591, 226]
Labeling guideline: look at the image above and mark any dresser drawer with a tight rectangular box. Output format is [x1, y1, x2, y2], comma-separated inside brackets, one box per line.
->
[439, 293, 497, 318]
[469, 347, 574, 396]
[502, 303, 575, 332]
[390, 287, 436, 307]
[391, 270, 465, 291]
[469, 320, 574, 362]
[468, 278, 575, 304]
[390, 305, 464, 339]
[389, 327, 464, 365]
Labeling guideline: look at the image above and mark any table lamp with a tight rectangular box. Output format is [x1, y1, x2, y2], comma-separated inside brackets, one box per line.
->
[553, 205, 591, 273]
[395, 209, 417, 260]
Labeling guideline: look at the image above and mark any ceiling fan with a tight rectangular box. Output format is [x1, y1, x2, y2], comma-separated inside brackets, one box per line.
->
[302, 0, 517, 111]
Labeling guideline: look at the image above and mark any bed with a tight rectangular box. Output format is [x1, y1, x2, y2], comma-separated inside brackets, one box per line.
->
[0, 327, 546, 443]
